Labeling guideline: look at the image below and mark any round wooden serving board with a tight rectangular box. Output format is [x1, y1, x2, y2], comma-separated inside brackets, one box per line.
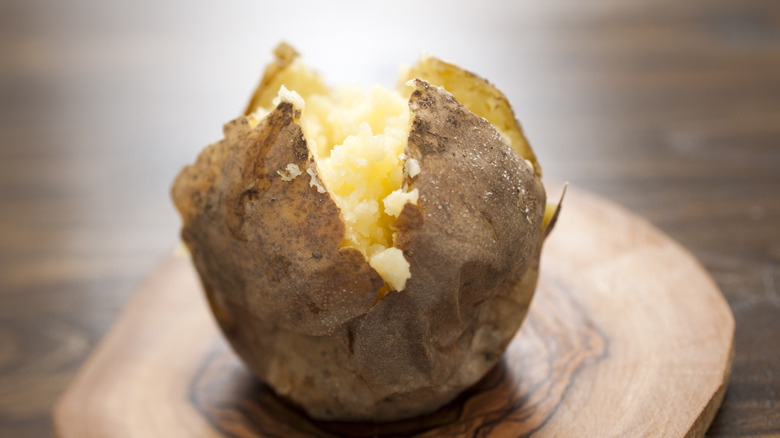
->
[53, 186, 734, 438]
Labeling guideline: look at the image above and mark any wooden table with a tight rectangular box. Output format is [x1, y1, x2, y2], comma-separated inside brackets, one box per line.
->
[1, 0, 778, 436]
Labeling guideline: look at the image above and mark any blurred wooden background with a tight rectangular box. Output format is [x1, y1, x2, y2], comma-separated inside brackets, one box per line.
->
[0, 0, 778, 436]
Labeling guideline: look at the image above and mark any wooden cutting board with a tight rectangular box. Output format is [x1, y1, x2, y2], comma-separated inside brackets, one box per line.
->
[53, 186, 734, 437]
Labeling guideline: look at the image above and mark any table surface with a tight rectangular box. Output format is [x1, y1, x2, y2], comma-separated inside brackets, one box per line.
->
[1, 0, 778, 436]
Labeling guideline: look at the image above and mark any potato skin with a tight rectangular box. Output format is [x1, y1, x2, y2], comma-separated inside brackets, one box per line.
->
[400, 57, 542, 177]
[173, 102, 381, 337]
[243, 42, 299, 116]
[172, 80, 546, 421]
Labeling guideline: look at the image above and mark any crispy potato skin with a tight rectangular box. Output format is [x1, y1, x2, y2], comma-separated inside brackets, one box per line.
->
[243, 42, 298, 116]
[172, 102, 381, 337]
[400, 56, 542, 177]
[172, 81, 546, 421]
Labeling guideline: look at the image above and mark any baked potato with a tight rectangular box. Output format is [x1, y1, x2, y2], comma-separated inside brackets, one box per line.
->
[172, 43, 558, 421]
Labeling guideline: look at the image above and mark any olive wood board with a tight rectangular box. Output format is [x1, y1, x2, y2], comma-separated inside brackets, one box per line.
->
[53, 186, 735, 437]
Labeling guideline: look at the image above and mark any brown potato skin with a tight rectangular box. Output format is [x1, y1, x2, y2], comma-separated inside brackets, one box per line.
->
[172, 80, 546, 421]
[173, 102, 381, 338]
[400, 56, 542, 177]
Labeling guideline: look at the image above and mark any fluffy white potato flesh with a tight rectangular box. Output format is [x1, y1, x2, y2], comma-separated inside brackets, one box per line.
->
[245, 55, 560, 293]
[249, 60, 417, 292]
[174, 44, 553, 421]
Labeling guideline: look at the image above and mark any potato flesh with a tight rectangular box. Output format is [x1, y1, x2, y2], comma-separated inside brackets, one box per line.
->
[175, 44, 551, 421]
[250, 61, 416, 291]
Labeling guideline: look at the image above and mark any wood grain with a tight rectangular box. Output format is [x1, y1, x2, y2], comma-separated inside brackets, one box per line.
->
[2, 0, 779, 436]
[53, 186, 734, 437]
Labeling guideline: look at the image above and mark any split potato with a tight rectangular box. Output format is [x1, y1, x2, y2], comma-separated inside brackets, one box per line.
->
[172, 43, 558, 421]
